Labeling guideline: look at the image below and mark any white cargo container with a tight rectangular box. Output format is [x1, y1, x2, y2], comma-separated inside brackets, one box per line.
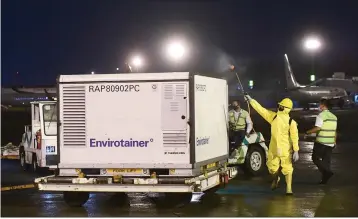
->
[35, 72, 238, 207]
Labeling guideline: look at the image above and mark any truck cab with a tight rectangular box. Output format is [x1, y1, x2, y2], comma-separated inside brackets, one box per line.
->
[19, 101, 58, 171]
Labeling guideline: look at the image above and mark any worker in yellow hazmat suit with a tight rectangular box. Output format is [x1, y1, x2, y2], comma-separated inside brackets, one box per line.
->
[244, 95, 299, 195]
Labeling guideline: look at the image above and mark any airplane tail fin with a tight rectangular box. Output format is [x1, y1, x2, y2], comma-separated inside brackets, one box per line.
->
[284, 54, 301, 89]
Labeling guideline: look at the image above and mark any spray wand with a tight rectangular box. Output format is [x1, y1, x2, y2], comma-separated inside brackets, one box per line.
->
[229, 65, 256, 133]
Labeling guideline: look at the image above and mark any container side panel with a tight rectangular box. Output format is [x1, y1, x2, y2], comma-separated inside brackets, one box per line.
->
[194, 76, 228, 163]
[59, 82, 190, 166]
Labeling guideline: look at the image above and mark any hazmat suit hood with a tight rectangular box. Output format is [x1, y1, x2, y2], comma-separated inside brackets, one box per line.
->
[277, 98, 293, 115]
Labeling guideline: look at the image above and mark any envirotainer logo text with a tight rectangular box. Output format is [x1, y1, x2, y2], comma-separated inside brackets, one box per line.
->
[90, 138, 154, 148]
[196, 137, 210, 146]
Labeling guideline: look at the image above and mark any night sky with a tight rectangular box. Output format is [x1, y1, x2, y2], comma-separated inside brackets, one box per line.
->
[2, 0, 358, 88]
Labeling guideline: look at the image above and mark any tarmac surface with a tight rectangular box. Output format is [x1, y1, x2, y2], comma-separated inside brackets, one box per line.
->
[1, 108, 358, 217]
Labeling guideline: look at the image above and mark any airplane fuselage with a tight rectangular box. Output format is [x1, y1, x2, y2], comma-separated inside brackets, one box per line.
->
[288, 86, 347, 102]
[287, 86, 350, 108]
[283, 54, 353, 108]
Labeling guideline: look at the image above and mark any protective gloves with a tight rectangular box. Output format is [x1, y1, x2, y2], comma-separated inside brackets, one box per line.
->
[292, 151, 299, 162]
[244, 95, 252, 102]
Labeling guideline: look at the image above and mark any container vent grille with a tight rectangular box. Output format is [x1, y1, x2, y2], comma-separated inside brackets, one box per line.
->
[175, 84, 185, 96]
[163, 132, 187, 147]
[163, 84, 186, 112]
[62, 86, 86, 147]
[163, 84, 185, 100]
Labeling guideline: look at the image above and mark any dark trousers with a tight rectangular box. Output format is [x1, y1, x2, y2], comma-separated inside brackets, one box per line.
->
[312, 142, 334, 175]
[229, 130, 245, 154]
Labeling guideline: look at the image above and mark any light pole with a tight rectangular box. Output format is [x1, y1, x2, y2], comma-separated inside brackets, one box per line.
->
[304, 36, 322, 78]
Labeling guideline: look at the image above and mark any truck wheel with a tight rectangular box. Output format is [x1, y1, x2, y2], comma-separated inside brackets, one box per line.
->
[20, 149, 28, 171]
[243, 145, 266, 176]
[63, 191, 90, 207]
[32, 154, 39, 172]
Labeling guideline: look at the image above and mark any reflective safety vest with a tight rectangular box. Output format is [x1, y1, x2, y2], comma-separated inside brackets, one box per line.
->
[316, 110, 337, 145]
[229, 109, 248, 131]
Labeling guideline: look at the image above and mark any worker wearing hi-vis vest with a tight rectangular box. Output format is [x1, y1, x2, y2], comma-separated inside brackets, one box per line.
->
[228, 100, 253, 154]
[244, 95, 299, 195]
[305, 98, 337, 184]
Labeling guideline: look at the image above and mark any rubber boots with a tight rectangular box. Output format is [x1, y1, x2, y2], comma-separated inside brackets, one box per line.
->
[271, 171, 280, 190]
[285, 173, 293, 195]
